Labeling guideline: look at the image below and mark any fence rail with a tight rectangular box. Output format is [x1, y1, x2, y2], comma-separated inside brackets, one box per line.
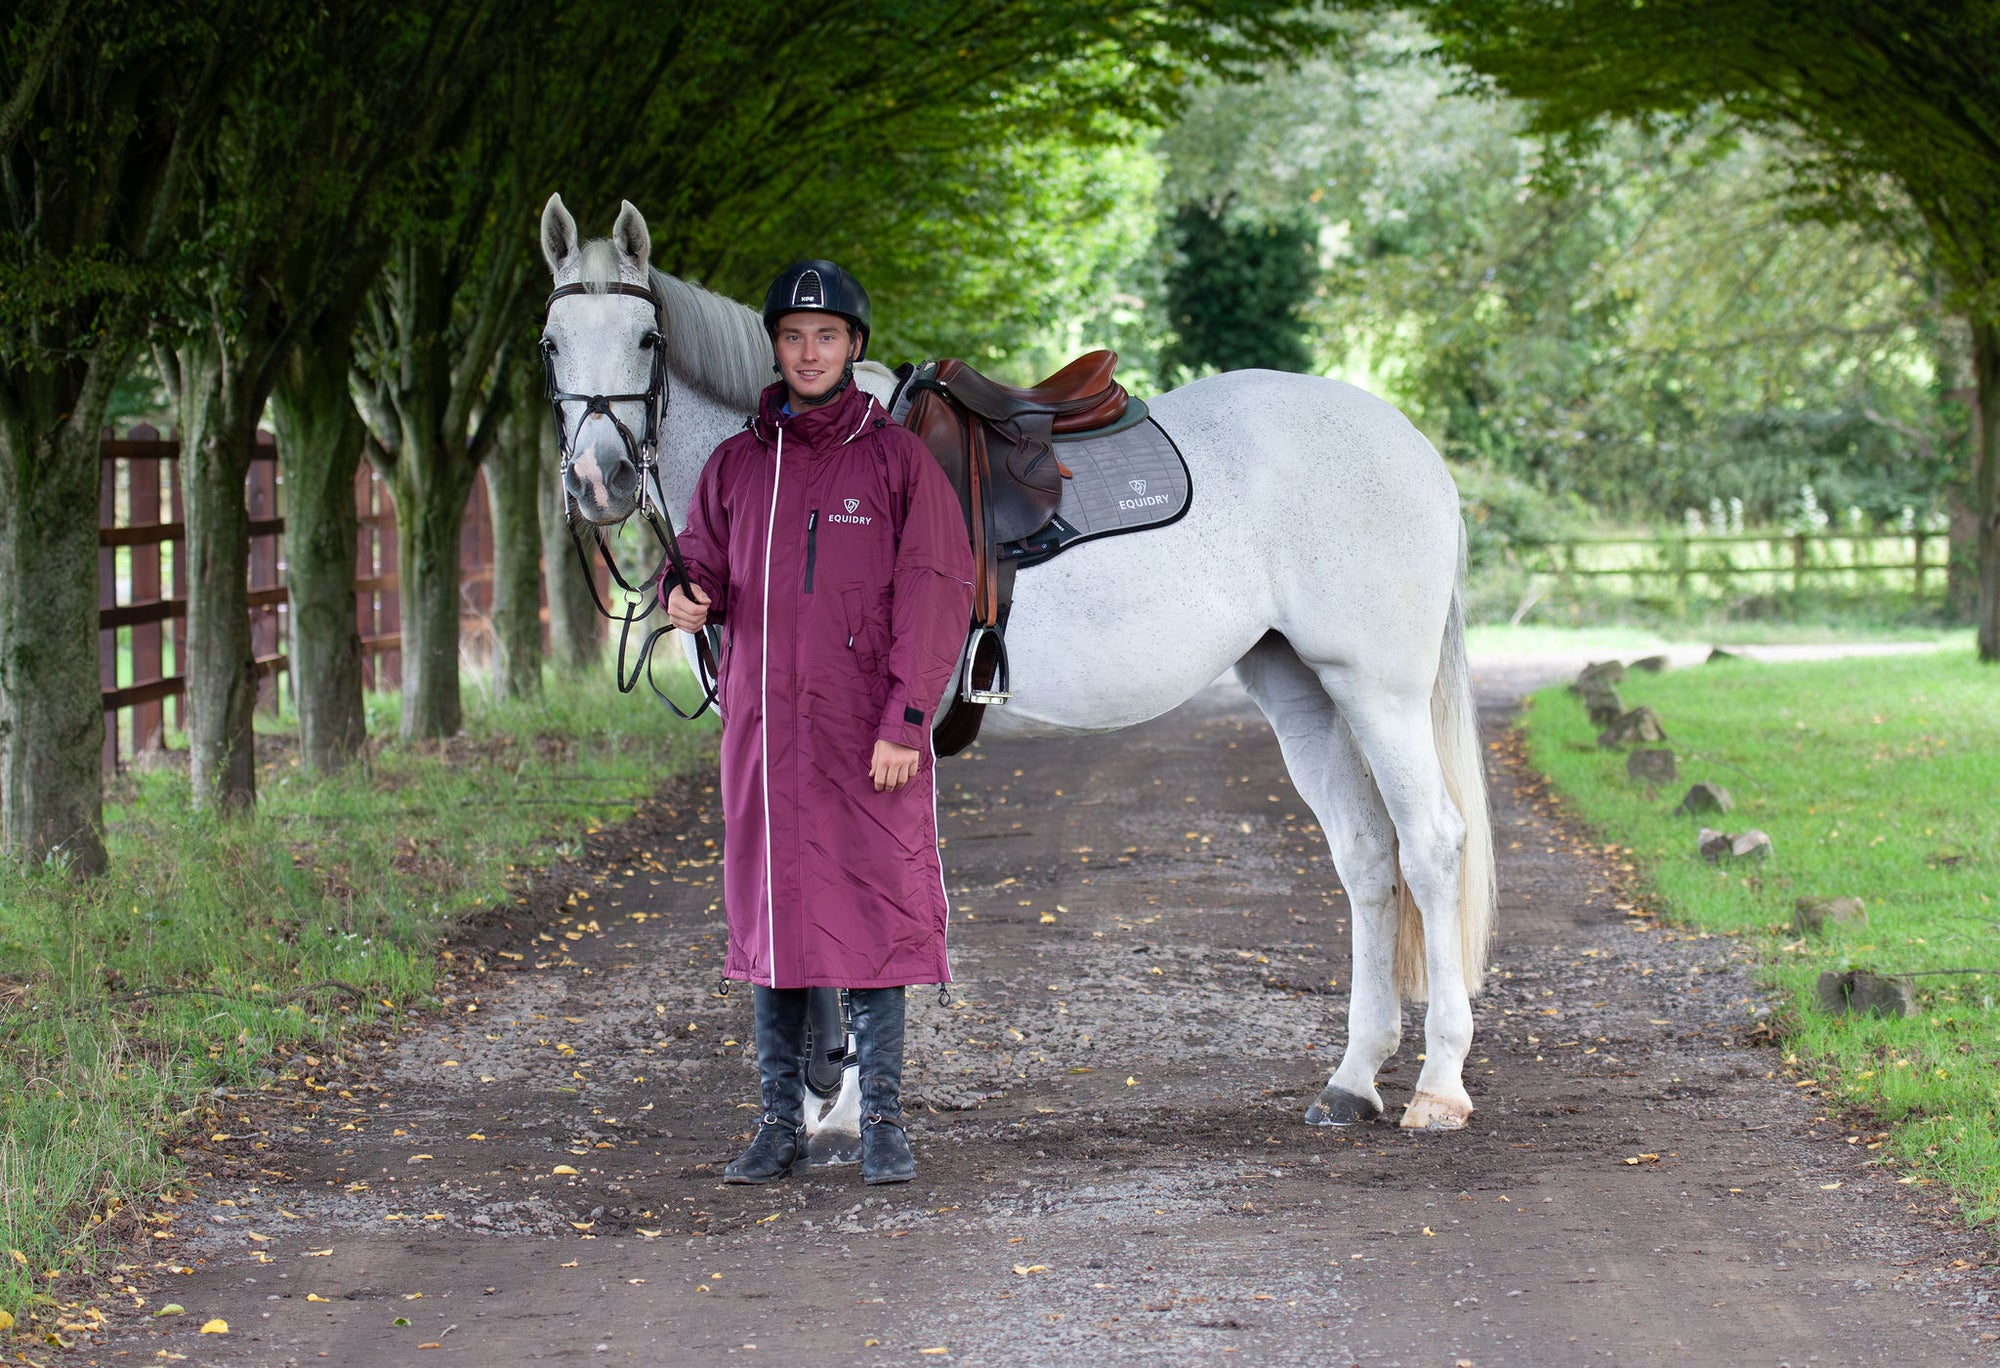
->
[1516, 530, 1948, 610]
[97, 425, 502, 771]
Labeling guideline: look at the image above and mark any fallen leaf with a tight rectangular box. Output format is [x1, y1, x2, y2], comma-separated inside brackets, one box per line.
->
[152, 1304, 185, 1318]
[245, 1231, 269, 1243]
[1039, 912, 1057, 924]
[417, 1343, 442, 1350]
[559, 1260, 579, 1269]
[918, 1351, 950, 1357]
[406, 1154, 433, 1164]
[1621, 1154, 1660, 1166]
[307, 1294, 329, 1303]
[199, 1319, 229, 1334]
[637, 1229, 662, 1239]
[1422, 1227, 1435, 1237]
[302, 1248, 334, 1257]
[552, 1165, 579, 1176]
[1125, 1076, 1138, 1086]
[1820, 1181, 1842, 1190]
[1011, 1264, 1048, 1275]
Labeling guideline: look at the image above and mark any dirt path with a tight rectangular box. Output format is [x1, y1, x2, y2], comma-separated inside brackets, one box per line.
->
[88, 673, 1999, 1366]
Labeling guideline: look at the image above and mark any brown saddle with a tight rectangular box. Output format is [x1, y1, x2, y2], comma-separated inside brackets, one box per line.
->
[901, 349, 1132, 754]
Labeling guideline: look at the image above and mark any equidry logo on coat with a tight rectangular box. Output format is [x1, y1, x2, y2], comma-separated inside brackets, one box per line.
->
[829, 495, 872, 526]
[1119, 477, 1168, 511]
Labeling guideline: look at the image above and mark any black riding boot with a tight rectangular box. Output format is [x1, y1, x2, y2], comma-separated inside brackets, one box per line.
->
[723, 986, 807, 1184]
[850, 986, 914, 1185]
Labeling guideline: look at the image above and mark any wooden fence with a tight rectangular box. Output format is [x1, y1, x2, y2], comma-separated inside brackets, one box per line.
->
[1518, 531, 1949, 612]
[97, 425, 500, 771]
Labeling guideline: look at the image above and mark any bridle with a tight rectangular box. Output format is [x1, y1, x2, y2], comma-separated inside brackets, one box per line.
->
[542, 279, 720, 719]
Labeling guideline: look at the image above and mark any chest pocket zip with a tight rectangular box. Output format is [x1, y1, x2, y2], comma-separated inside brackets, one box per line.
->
[803, 508, 819, 592]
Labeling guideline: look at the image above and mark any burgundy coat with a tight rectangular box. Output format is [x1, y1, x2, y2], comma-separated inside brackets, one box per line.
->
[673, 381, 974, 989]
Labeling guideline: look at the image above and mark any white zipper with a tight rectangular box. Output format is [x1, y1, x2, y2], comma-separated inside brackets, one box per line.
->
[759, 426, 784, 988]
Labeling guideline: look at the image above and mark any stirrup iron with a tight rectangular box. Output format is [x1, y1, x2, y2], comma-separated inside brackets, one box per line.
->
[959, 624, 1011, 706]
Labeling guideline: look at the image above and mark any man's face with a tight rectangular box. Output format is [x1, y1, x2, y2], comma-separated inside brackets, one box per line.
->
[773, 311, 858, 407]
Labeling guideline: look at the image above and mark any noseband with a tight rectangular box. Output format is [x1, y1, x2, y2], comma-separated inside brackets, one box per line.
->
[541, 279, 718, 719]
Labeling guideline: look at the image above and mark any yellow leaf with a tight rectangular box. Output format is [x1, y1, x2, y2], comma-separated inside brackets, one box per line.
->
[307, 1294, 329, 1303]
[637, 1229, 662, 1239]
[1422, 1227, 1435, 1237]
[466, 1133, 486, 1141]
[1039, 912, 1056, 924]
[0, 1309, 12, 1331]
[1820, 1181, 1842, 1190]
[919, 1351, 950, 1357]
[302, 1249, 333, 1257]
[552, 1165, 579, 1175]
[407, 1154, 433, 1164]
[1125, 1076, 1138, 1086]
[199, 1318, 229, 1334]
[153, 1304, 185, 1317]
[245, 1231, 269, 1243]
[8, 1249, 24, 1265]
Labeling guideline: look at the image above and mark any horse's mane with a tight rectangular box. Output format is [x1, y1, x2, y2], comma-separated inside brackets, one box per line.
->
[575, 240, 771, 411]
[650, 268, 773, 412]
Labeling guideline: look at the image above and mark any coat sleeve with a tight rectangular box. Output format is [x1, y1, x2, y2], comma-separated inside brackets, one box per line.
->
[663, 444, 732, 621]
[877, 438, 974, 749]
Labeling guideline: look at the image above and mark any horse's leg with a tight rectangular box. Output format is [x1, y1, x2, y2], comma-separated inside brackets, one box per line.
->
[1235, 635, 1402, 1126]
[1320, 678, 1475, 1131]
[802, 987, 862, 1165]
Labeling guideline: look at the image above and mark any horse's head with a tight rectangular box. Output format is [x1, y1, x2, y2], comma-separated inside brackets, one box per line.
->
[539, 193, 664, 526]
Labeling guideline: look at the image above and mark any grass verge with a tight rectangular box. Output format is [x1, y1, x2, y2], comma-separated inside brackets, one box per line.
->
[0, 665, 713, 1324]
[1521, 649, 2000, 1221]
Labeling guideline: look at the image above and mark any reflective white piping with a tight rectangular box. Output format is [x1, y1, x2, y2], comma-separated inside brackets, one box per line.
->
[760, 426, 785, 989]
[840, 396, 877, 446]
[927, 720, 951, 988]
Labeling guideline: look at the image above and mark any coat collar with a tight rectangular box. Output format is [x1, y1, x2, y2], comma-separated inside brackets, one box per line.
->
[749, 379, 883, 449]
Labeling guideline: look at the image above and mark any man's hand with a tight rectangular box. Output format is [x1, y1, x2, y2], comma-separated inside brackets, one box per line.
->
[870, 739, 921, 792]
[666, 581, 711, 632]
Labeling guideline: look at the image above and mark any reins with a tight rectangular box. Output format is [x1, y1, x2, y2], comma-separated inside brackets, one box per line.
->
[543, 279, 721, 720]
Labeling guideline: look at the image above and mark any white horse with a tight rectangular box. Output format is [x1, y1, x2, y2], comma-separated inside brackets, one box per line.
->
[537, 195, 1496, 1133]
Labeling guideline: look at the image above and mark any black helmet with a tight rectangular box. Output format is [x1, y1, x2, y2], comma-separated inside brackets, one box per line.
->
[762, 260, 871, 360]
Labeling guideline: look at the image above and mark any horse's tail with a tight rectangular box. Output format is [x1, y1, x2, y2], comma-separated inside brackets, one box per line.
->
[1392, 520, 1497, 1000]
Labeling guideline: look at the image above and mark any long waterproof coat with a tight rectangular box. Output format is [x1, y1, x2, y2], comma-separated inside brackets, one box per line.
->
[673, 380, 974, 989]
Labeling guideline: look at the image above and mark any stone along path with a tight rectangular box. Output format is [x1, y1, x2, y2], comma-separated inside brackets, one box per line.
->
[88, 676, 1999, 1366]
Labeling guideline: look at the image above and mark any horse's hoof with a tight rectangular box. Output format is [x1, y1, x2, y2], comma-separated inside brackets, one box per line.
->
[1399, 1091, 1472, 1131]
[802, 1129, 862, 1167]
[1304, 1084, 1382, 1127]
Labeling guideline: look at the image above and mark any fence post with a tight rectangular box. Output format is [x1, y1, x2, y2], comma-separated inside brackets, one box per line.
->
[1912, 530, 1926, 608]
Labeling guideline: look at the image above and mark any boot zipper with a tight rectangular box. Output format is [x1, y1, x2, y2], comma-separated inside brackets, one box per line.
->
[804, 509, 819, 592]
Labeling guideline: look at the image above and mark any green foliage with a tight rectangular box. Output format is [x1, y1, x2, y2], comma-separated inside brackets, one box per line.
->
[0, 666, 711, 1318]
[1155, 19, 1959, 520]
[1522, 652, 2000, 1220]
[1159, 200, 1320, 378]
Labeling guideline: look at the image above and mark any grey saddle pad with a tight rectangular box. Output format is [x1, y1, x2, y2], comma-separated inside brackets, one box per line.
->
[1010, 413, 1191, 570]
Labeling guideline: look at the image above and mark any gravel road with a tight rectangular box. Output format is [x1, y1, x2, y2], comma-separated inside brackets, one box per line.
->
[87, 664, 2000, 1366]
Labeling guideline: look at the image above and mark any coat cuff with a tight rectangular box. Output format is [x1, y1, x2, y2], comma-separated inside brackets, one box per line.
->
[877, 699, 930, 751]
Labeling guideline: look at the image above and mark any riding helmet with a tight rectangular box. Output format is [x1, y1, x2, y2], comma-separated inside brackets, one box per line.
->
[762, 260, 871, 360]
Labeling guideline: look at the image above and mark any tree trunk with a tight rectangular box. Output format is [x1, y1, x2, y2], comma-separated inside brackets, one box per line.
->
[486, 378, 545, 701]
[1974, 317, 2000, 662]
[0, 377, 111, 875]
[173, 340, 261, 812]
[389, 447, 478, 739]
[271, 339, 367, 771]
[539, 421, 601, 672]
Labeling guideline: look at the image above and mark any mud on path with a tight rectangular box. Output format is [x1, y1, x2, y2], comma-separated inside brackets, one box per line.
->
[90, 677, 1999, 1366]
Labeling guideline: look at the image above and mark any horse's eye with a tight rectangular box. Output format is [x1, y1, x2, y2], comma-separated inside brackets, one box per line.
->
[539, 336, 557, 356]
[639, 332, 659, 351]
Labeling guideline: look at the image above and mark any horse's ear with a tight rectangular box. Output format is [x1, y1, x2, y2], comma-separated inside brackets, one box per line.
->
[612, 200, 651, 275]
[541, 193, 578, 274]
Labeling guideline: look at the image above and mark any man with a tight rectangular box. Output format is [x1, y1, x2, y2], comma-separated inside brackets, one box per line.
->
[664, 260, 974, 1185]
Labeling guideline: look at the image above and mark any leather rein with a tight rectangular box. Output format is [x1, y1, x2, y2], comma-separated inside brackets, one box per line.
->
[542, 279, 720, 720]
